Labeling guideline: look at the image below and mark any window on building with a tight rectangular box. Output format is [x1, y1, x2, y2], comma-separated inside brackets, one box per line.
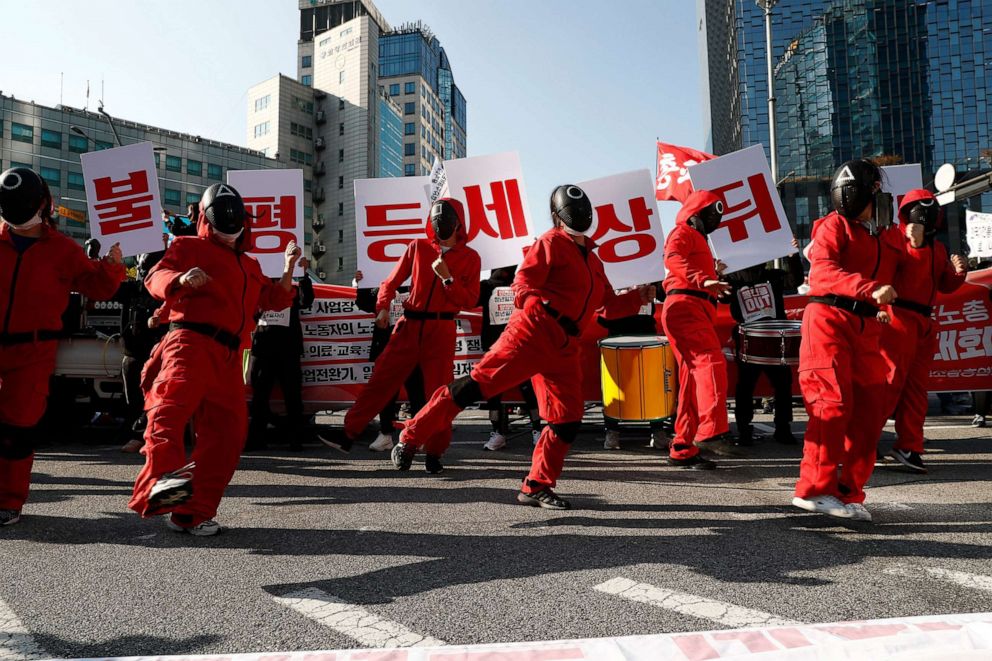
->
[405, 82, 416, 95]
[95, 140, 113, 151]
[338, 148, 344, 163]
[293, 96, 314, 113]
[10, 161, 31, 170]
[253, 121, 270, 138]
[302, 75, 312, 87]
[207, 163, 222, 180]
[339, 71, 345, 84]
[11, 123, 34, 143]
[166, 155, 182, 172]
[39, 167, 60, 187]
[337, 256, 344, 272]
[186, 192, 201, 206]
[164, 188, 181, 206]
[254, 95, 270, 112]
[302, 55, 312, 68]
[154, 152, 160, 168]
[338, 229, 344, 243]
[40, 129, 61, 149]
[187, 160, 202, 176]
[67, 171, 85, 191]
[338, 202, 344, 217]
[305, 152, 313, 165]
[404, 164, 415, 176]
[389, 83, 400, 96]
[304, 178, 312, 192]
[404, 102, 415, 115]
[338, 99, 345, 111]
[404, 122, 415, 136]
[304, 206, 313, 220]
[338, 175, 344, 190]
[404, 143, 415, 156]
[68, 134, 88, 153]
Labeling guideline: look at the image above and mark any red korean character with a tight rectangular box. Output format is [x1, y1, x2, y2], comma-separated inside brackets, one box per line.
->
[590, 197, 657, 263]
[92, 170, 155, 235]
[712, 174, 783, 243]
[363, 202, 424, 262]
[463, 179, 528, 241]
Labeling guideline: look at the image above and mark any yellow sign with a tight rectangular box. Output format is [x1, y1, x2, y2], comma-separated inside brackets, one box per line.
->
[57, 206, 87, 225]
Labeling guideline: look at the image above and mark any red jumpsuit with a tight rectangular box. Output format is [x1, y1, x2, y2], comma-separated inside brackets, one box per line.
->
[129, 220, 293, 524]
[343, 218, 481, 444]
[796, 212, 903, 504]
[880, 192, 965, 455]
[402, 227, 641, 492]
[0, 223, 124, 511]
[661, 190, 729, 460]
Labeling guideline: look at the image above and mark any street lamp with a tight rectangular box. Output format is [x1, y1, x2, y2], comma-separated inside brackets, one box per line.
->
[757, 0, 780, 184]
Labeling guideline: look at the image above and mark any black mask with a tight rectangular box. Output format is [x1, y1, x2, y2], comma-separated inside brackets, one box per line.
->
[868, 190, 894, 236]
[0, 167, 50, 226]
[200, 183, 246, 235]
[550, 185, 593, 234]
[830, 159, 881, 219]
[430, 199, 461, 241]
[907, 198, 941, 236]
[691, 200, 724, 235]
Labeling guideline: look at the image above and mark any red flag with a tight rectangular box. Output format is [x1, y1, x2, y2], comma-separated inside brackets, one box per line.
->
[655, 142, 715, 203]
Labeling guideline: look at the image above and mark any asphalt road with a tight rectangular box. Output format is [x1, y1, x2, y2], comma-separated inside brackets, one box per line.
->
[2, 407, 990, 659]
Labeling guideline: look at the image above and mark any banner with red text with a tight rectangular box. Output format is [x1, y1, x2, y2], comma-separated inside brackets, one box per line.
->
[80, 141, 164, 257]
[688, 145, 797, 273]
[227, 169, 305, 277]
[578, 169, 666, 289]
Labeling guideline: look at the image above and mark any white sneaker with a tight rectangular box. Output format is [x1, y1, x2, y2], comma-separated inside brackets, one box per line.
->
[792, 495, 853, 519]
[604, 430, 621, 450]
[484, 431, 507, 451]
[148, 462, 195, 510]
[369, 432, 395, 452]
[167, 517, 221, 536]
[845, 503, 872, 522]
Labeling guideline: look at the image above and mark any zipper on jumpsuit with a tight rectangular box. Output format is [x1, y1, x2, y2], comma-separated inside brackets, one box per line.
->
[2, 244, 33, 335]
[862, 232, 882, 333]
[417, 244, 440, 343]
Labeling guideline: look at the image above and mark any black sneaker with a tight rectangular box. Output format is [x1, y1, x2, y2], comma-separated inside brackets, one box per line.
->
[774, 430, 799, 445]
[0, 509, 21, 526]
[147, 462, 195, 512]
[391, 441, 415, 470]
[693, 433, 742, 457]
[668, 454, 717, 470]
[425, 454, 444, 474]
[889, 449, 927, 474]
[735, 432, 754, 447]
[517, 488, 571, 510]
[317, 430, 353, 454]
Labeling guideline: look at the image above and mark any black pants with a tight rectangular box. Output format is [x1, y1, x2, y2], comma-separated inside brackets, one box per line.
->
[487, 379, 540, 434]
[122, 355, 148, 437]
[734, 360, 792, 434]
[249, 349, 305, 448]
[378, 367, 427, 432]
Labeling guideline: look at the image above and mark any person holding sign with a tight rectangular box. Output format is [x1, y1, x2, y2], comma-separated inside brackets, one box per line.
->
[880, 190, 966, 474]
[320, 198, 481, 464]
[394, 185, 650, 509]
[128, 183, 299, 536]
[0, 167, 125, 527]
[661, 189, 736, 470]
[793, 159, 903, 523]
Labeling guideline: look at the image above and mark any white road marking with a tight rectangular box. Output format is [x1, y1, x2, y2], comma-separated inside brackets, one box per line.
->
[885, 564, 992, 593]
[753, 423, 775, 434]
[0, 596, 46, 661]
[274, 587, 445, 648]
[594, 577, 802, 628]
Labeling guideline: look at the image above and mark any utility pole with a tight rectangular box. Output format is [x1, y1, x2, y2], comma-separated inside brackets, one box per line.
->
[757, 0, 779, 184]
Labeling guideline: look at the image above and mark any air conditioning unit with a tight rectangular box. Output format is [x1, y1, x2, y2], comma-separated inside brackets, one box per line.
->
[318, 270, 327, 280]
[314, 137, 326, 151]
[314, 161, 326, 176]
[313, 216, 325, 231]
[313, 187, 325, 202]
[315, 110, 326, 124]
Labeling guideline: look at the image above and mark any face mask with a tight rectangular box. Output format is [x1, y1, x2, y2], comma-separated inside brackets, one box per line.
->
[215, 227, 244, 246]
[561, 224, 586, 237]
[5, 214, 43, 231]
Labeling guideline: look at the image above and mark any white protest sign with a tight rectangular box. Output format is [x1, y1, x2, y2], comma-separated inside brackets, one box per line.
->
[227, 169, 305, 277]
[258, 308, 291, 327]
[442, 151, 536, 270]
[428, 158, 449, 204]
[882, 164, 924, 223]
[688, 144, 797, 273]
[80, 141, 164, 257]
[577, 169, 666, 289]
[354, 176, 430, 286]
[966, 210, 992, 258]
[488, 286, 515, 325]
[389, 290, 410, 325]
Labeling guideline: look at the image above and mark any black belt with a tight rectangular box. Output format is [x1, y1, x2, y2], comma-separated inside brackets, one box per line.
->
[169, 321, 241, 351]
[0, 329, 63, 346]
[403, 310, 456, 321]
[666, 288, 717, 306]
[542, 303, 580, 337]
[809, 295, 879, 318]
[892, 299, 933, 317]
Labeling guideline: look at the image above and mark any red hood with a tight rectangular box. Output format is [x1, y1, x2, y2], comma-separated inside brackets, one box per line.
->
[424, 197, 468, 247]
[676, 189, 722, 226]
[898, 188, 940, 225]
[196, 211, 253, 252]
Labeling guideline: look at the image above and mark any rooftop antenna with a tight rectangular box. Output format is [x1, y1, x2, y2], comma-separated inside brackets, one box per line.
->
[85, 79, 90, 110]
[59, 72, 64, 107]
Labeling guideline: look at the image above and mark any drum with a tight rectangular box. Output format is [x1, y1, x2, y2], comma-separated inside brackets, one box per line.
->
[737, 320, 802, 366]
[599, 335, 677, 422]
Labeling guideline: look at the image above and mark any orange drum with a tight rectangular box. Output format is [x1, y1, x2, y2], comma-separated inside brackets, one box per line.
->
[599, 335, 677, 422]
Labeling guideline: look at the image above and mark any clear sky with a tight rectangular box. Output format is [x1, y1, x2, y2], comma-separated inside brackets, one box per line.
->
[3, 0, 704, 226]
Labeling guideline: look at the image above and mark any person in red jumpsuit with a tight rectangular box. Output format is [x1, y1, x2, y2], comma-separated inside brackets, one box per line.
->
[793, 159, 903, 522]
[0, 167, 124, 527]
[319, 198, 481, 466]
[661, 189, 736, 470]
[393, 185, 652, 509]
[128, 183, 299, 536]
[880, 190, 966, 474]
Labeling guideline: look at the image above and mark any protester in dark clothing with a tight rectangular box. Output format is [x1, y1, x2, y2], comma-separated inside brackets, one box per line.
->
[246, 259, 315, 451]
[478, 267, 541, 451]
[352, 271, 425, 452]
[726, 247, 803, 446]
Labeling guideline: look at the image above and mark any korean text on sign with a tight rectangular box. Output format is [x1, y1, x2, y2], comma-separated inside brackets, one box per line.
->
[354, 176, 431, 286]
[227, 169, 305, 277]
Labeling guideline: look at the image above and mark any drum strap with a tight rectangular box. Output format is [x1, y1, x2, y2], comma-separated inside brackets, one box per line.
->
[808, 295, 879, 318]
[666, 289, 717, 306]
[891, 299, 933, 317]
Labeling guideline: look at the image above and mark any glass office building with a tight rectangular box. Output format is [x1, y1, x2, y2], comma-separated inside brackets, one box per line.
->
[378, 92, 404, 178]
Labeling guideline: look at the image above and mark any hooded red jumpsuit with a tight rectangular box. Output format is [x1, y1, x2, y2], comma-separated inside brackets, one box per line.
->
[661, 190, 729, 461]
[880, 190, 965, 455]
[796, 212, 903, 504]
[342, 211, 481, 445]
[128, 219, 293, 525]
[402, 227, 641, 492]
[0, 223, 124, 511]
